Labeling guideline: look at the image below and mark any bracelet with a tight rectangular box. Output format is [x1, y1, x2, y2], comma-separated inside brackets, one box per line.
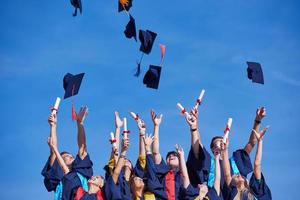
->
[255, 120, 261, 124]
[190, 128, 198, 132]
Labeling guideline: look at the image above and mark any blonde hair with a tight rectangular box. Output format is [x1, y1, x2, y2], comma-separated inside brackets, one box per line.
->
[232, 175, 255, 200]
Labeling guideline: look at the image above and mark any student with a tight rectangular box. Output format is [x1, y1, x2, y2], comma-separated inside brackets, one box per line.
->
[74, 175, 105, 200]
[185, 107, 266, 188]
[131, 114, 156, 200]
[41, 113, 64, 194]
[104, 137, 131, 200]
[176, 143, 223, 200]
[222, 126, 272, 200]
[148, 110, 183, 200]
[49, 106, 94, 200]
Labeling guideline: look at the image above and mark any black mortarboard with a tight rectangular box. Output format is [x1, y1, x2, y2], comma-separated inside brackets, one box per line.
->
[71, 0, 82, 17]
[143, 65, 161, 89]
[139, 29, 157, 55]
[124, 15, 137, 41]
[118, 0, 133, 13]
[63, 73, 85, 99]
[246, 61, 264, 84]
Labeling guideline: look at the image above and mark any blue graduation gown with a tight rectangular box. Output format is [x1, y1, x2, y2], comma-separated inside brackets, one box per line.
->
[62, 154, 93, 200]
[249, 173, 272, 200]
[41, 157, 64, 192]
[145, 154, 184, 200]
[182, 184, 223, 200]
[104, 169, 131, 200]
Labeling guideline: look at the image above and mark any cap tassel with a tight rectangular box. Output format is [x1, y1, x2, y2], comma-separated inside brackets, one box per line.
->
[71, 84, 77, 121]
[72, 102, 77, 121]
[134, 53, 144, 77]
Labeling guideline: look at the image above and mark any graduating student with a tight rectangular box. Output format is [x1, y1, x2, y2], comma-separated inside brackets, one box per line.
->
[41, 113, 64, 194]
[130, 114, 156, 200]
[222, 126, 272, 200]
[49, 106, 94, 200]
[73, 175, 105, 200]
[104, 137, 132, 200]
[148, 110, 183, 200]
[185, 107, 266, 188]
[176, 144, 223, 200]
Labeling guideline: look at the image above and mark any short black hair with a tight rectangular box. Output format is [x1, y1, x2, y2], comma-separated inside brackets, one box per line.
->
[60, 151, 71, 156]
[210, 136, 223, 149]
[166, 151, 179, 160]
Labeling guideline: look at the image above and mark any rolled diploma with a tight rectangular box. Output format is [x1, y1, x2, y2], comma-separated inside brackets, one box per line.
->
[123, 117, 128, 139]
[177, 103, 191, 118]
[110, 132, 117, 148]
[51, 97, 61, 114]
[130, 112, 138, 121]
[194, 90, 205, 109]
[223, 118, 233, 143]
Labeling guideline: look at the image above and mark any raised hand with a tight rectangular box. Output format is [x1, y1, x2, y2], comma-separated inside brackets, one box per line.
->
[115, 111, 123, 128]
[77, 106, 88, 124]
[151, 110, 163, 126]
[175, 144, 184, 157]
[48, 113, 57, 126]
[256, 107, 266, 121]
[121, 138, 130, 153]
[143, 134, 154, 151]
[253, 125, 269, 141]
[186, 108, 198, 129]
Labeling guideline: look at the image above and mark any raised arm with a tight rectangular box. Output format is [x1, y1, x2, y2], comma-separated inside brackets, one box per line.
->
[151, 110, 163, 164]
[186, 108, 202, 159]
[77, 106, 88, 160]
[244, 107, 266, 155]
[221, 141, 232, 186]
[112, 137, 130, 184]
[176, 144, 190, 189]
[214, 152, 221, 196]
[48, 113, 58, 166]
[253, 126, 269, 180]
[138, 119, 146, 157]
[48, 137, 70, 174]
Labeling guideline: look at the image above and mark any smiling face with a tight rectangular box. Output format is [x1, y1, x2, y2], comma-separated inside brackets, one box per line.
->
[61, 152, 75, 167]
[210, 136, 223, 155]
[88, 175, 104, 188]
[166, 152, 179, 168]
[232, 174, 247, 189]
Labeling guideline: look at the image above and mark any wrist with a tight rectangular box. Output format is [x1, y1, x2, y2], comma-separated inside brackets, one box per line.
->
[254, 119, 261, 124]
[190, 127, 198, 132]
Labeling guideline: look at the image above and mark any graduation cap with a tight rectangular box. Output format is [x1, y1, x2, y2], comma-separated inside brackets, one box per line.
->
[246, 62, 264, 84]
[118, 0, 133, 13]
[124, 15, 137, 41]
[143, 65, 161, 89]
[63, 73, 85, 99]
[139, 29, 157, 54]
[71, 0, 82, 17]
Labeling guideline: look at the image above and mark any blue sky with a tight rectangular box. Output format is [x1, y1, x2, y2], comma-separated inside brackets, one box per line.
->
[0, 0, 300, 199]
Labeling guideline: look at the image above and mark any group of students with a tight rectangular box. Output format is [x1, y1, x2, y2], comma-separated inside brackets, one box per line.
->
[42, 105, 272, 200]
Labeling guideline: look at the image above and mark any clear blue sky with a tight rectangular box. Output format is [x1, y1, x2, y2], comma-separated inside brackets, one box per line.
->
[0, 0, 299, 199]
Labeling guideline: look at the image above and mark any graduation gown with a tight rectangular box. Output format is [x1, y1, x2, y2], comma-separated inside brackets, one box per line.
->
[145, 154, 184, 200]
[182, 184, 223, 200]
[74, 187, 105, 200]
[62, 154, 93, 200]
[41, 157, 64, 192]
[104, 169, 131, 200]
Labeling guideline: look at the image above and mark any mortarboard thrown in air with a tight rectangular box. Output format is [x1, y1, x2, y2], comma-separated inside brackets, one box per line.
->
[63, 73, 85, 99]
[246, 61, 264, 84]
[135, 29, 157, 76]
[143, 65, 161, 89]
[70, 0, 82, 17]
[139, 29, 157, 55]
[118, 0, 133, 13]
[124, 14, 137, 41]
